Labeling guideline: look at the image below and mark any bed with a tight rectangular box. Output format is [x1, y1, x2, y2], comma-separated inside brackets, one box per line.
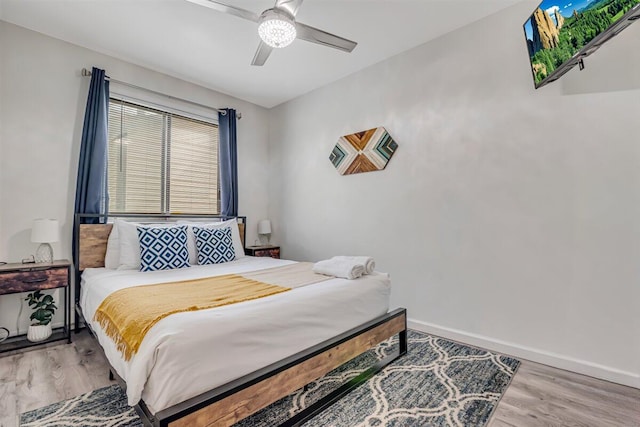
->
[73, 214, 407, 427]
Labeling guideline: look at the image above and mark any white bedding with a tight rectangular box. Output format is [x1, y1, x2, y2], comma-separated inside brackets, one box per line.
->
[80, 256, 391, 414]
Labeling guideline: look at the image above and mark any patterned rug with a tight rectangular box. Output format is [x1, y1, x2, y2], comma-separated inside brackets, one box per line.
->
[20, 330, 519, 427]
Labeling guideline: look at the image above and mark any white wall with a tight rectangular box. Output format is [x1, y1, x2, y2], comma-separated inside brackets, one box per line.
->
[268, 2, 640, 387]
[0, 22, 270, 335]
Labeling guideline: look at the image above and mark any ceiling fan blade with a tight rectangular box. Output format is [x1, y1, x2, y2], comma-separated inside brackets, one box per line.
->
[185, 0, 260, 22]
[251, 41, 274, 66]
[296, 23, 357, 53]
[274, 0, 304, 17]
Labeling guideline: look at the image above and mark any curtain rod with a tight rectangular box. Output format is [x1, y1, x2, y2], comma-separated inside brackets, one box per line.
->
[81, 68, 241, 119]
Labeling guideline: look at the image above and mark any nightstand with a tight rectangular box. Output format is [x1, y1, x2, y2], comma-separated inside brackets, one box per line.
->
[245, 245, 280, 259]
[0, 259, 71, 353]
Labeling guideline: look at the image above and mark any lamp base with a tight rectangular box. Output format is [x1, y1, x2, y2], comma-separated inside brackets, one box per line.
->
[35, 243, 53, 263]
[259, 234, 271, 246]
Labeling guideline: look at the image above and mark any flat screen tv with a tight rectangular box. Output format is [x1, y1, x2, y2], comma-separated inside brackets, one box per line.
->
[524, 0, 640, 88]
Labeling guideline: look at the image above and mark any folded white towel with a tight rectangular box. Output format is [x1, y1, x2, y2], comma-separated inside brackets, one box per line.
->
[312, 259, 365, 280]
[332, 256, 376, 275]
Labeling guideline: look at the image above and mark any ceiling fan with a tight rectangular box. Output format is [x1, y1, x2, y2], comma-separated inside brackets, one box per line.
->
[186, 0, 358, 66]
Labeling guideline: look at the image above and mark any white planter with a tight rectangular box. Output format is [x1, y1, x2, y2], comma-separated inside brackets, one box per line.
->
[27, 324, 52, 342]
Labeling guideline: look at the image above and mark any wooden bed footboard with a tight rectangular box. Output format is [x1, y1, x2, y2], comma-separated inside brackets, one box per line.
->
[150, 308, 407, 427]
[103, 308, 407, 427]
[82, 307, 407, 427]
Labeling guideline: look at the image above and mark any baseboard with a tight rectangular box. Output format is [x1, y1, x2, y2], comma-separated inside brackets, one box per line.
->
[408, 318, 640, 389]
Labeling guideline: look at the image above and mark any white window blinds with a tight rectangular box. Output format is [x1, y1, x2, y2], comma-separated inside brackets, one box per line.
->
[169, 115, 219, 214]
[107, 99, 219, 214]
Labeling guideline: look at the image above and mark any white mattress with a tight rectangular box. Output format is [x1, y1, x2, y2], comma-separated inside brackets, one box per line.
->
[80, 256, 391, 414]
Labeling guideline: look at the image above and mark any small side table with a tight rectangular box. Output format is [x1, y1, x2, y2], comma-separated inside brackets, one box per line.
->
[0, 259, 72, 353]
[245, 245, 280, 259]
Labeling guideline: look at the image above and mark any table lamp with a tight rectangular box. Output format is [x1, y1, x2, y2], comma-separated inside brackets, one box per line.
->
[258, 219, 272, 245]
[31, 219, 59, 263]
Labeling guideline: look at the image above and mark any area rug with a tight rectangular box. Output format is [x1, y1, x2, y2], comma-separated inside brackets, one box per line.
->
[20, 330, 519, 427]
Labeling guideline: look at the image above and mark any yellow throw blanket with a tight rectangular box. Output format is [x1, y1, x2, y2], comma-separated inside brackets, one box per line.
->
[95, 274, 290, 361]
[93, 263, 329, 361]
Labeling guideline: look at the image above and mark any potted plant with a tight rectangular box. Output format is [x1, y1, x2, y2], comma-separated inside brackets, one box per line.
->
[25, 290, 57, 342]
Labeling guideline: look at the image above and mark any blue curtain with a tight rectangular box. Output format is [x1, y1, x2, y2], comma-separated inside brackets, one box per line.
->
[219, 108, 238, 217]
[74, 67, 110, 225]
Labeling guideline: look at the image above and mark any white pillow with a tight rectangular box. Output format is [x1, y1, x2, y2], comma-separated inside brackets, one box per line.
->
[116, 219, 198, 270]
[104, 221, 120, 269]
[178, 218, 245, 262]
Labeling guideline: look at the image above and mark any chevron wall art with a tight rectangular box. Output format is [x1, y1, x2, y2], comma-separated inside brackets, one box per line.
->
[329, 127, 398, 175]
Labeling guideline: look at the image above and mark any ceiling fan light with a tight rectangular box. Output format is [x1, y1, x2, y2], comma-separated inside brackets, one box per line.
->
[258, 9, 296, 48]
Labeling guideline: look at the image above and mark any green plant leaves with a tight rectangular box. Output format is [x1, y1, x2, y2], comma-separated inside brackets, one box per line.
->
[25, 290, 56, 326]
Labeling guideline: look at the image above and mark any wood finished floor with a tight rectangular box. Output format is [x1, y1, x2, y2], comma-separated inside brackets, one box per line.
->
[0, 331, 638, 427]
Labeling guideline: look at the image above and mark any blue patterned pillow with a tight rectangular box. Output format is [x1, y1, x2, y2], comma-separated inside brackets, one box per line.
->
[137, 226, 190, 272]
[193, 226, 236, 265]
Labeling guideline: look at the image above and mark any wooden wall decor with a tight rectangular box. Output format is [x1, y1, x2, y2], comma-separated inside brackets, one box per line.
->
[330, 127, 398, 175]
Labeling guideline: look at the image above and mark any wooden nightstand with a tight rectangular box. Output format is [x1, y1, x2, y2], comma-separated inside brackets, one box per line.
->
[0, 259, 71, 353]
[245, 245, 280, 259]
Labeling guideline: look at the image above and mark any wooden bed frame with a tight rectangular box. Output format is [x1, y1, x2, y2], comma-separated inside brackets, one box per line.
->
[73, 213, 407, 427]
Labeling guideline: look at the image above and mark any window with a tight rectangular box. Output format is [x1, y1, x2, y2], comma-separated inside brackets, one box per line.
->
[107, 99, 219, 214]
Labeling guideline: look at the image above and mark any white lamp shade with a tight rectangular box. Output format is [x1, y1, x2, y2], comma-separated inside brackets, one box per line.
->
[31, 219, 60, 243]
[257, 219, 272, 235]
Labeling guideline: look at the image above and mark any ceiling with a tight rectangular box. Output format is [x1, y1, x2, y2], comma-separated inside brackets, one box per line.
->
[0, 0, 523, 108]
